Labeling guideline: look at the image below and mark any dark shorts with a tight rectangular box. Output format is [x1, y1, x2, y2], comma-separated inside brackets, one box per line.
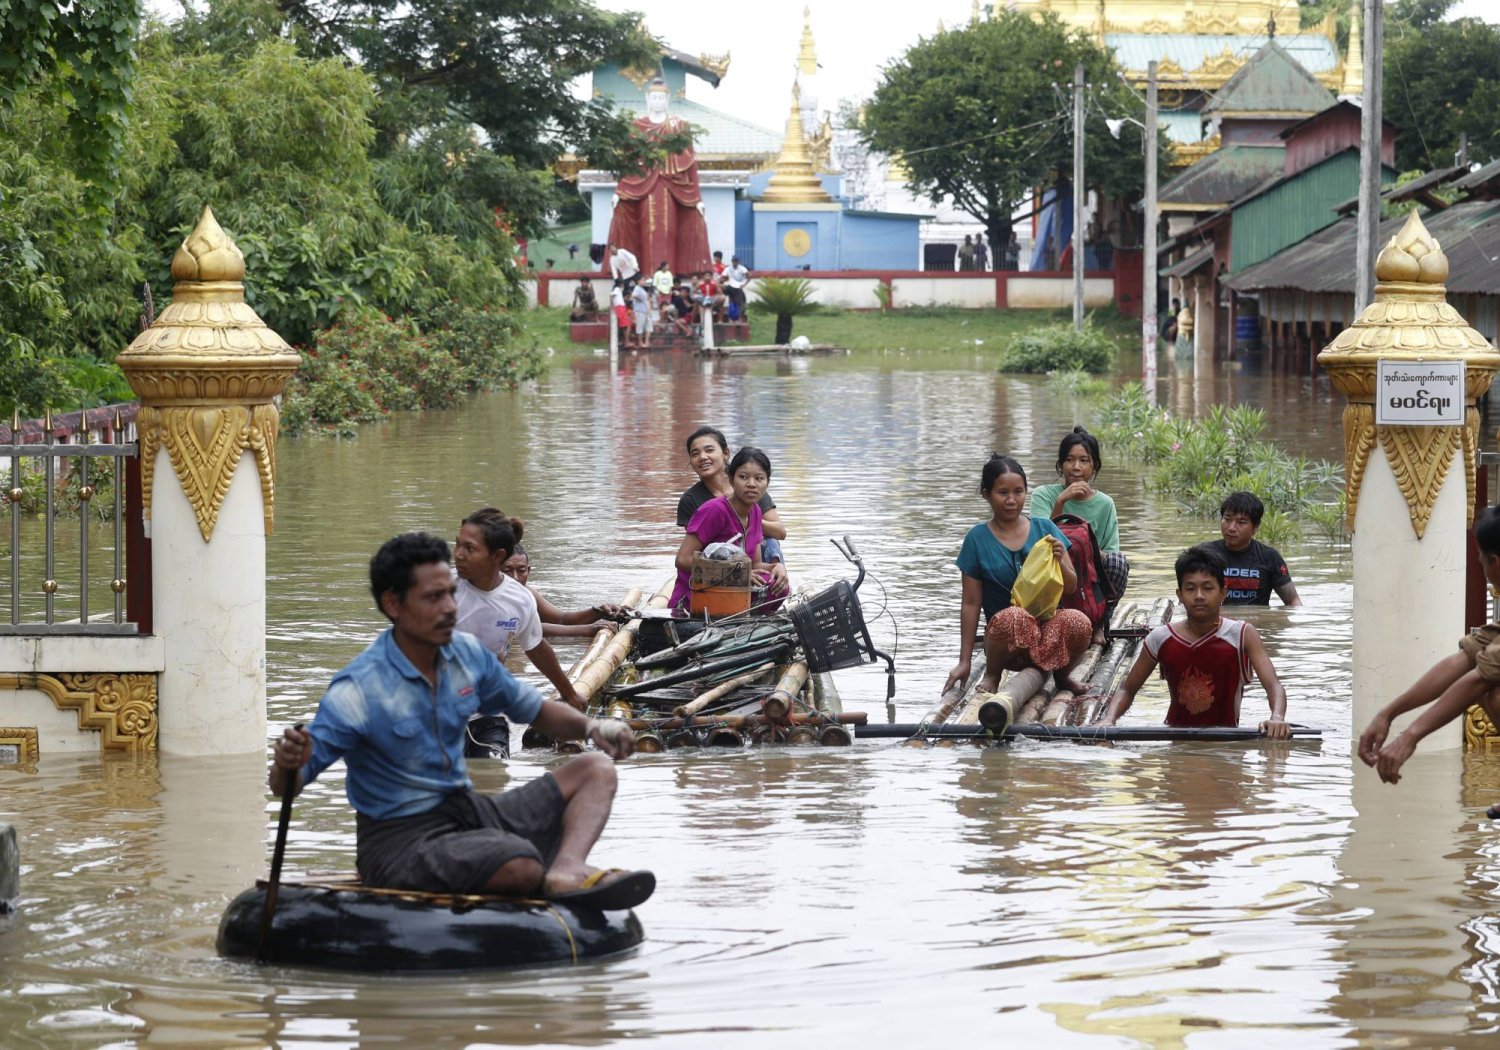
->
[1459, 623, 1500, 685]
[355, 774, 566, 894]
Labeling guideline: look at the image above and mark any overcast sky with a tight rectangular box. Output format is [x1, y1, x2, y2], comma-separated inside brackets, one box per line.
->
[590, 0, 1498, 131]
[140, 0, 1498, 134]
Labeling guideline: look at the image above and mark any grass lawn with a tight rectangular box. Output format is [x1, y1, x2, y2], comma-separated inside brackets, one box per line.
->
[515, 305, 1141, 357]
[753, 306, 1139, 353]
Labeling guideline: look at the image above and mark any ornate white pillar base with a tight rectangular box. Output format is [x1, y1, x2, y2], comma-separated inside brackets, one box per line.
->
[151, 450, 267, 754]
[1352, 446, 1467, 749]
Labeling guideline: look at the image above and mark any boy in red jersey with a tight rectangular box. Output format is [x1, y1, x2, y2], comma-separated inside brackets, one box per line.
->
[1359, 505, 1500, 783]
[1103, 544, 1291, 737]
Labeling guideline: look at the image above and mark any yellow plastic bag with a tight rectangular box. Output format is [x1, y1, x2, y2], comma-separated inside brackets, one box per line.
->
[1010, 540, 1063, 619]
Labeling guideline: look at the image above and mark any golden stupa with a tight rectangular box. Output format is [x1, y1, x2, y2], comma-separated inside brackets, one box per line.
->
[759, 84, 834, 205]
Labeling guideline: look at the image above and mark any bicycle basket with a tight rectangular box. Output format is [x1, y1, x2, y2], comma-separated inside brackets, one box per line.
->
[789, 580, 875, 673]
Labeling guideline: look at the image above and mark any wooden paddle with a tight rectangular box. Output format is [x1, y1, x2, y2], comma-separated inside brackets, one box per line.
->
[258, 722, 303, 963]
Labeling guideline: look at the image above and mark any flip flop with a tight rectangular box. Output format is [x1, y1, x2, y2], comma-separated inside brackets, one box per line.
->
[548, 868, 655, 911]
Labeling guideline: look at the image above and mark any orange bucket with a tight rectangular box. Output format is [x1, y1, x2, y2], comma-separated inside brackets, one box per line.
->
[689, 585, 752, 617]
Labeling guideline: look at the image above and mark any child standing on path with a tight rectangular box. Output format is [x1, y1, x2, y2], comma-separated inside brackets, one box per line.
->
[1103, 544, 1291, 736]
[1359, 505, 1500, 783]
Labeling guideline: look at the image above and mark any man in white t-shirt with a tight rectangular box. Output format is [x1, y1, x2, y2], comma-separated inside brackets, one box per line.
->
[454, 509, 587, 718]
[608, 243, 639, 284]
[724, 256, 749, 320]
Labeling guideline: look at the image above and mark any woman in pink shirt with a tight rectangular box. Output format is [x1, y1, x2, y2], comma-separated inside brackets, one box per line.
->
[670, 447, 789, 612]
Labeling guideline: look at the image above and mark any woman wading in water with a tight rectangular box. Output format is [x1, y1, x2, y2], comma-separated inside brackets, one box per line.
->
[943, 455, 1093, 696]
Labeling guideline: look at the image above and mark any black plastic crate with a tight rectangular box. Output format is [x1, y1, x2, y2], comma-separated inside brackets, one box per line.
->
[789, 580, 876, 673]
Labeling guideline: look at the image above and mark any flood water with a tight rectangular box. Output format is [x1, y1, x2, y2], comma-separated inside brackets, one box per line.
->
[6, 346, 1500, 1047]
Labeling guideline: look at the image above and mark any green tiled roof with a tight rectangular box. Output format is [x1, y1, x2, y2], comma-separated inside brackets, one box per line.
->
[1202, 41, 1335, 116]
[611, 97, 782, 158]
[1106, 32, 1338, 78]
[1159, 145, 1286, 208]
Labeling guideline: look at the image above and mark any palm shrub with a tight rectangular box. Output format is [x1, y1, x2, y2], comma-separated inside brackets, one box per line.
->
[751, 277, 817, 344]
[999, 321, 1117, 373]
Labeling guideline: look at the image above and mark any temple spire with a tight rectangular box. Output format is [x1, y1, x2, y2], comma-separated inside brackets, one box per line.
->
[760, 83, 833, 204]
[797, 5, 817, 75]
[1341, 0, 1364, 99]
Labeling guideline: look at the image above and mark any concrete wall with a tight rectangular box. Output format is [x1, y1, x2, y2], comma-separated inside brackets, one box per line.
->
[890, 276, 996, 308]
[1006, 276, 1114, 309]
[0, 636, 164, 753]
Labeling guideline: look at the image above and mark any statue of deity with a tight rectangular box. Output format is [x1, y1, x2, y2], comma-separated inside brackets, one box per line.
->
[606, 79, 711, 276]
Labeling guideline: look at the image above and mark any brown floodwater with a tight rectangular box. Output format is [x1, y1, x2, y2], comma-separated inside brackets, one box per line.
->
[4, 347, 1500, 1047]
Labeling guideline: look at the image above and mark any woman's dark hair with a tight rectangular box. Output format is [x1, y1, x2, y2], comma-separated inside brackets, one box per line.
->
[685, 426, 730, 455]
[1056, 426, 1102, 477]
[1475, 506, 1500, 558]
[728, 446, 772, 479]
[1219, 491, 1265, 527]
[1175, 544, 1227, 587]
[370, 532, 450, 612]
[461, 507, 524, 557]
[979, 454, 1027, 494]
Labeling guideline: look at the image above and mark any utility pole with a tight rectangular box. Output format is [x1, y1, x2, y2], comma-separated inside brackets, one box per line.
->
[1142, 60, 1159, 405]
[1355, 0, 1384, 312]
[1072, 62, 1085, 331]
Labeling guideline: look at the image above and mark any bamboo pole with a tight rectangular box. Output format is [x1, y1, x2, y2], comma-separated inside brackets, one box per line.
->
[622, 710, 867, 733]
[813, 672, 843, 716]
[570, 582, 668, 706]
[972, 667, 1047, 732]
[673, 662, 776, 717]
[1079, 598, 1172, 725]
[762, 661, 810, 720]
[922, 655, 988, 727]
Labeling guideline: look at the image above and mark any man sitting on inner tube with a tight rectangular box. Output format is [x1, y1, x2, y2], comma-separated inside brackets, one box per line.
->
[270, 531, 655, 912]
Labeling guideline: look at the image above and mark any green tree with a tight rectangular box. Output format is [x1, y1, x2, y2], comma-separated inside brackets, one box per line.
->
[860, 12, 1154, 250]
[1384, 1, 1500, 169]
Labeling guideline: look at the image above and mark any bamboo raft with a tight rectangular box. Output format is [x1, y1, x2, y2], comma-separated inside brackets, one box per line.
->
[909, 599, 1175, 747]
[524, 582, 866, 751]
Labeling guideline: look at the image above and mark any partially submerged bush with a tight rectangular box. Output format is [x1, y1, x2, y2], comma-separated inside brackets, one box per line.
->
[280, 306, 544, 436]
[1098, 383, 1344, 543]
[999, 322, 1116, 373]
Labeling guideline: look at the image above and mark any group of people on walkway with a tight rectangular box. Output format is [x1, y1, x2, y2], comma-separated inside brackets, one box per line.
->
[943, 428, 1299, 737]
[595, 245, 749, 347]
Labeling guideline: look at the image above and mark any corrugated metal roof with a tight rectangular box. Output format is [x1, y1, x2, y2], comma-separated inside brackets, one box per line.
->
[1159, 110, 1207, 145]
[1230, 149, 1370, 272]
[1223, 200, 1500, 295]
[1162, 246, 1215, 278]
[1203, 41, 1335, 116]
[1159, 145, 1286, 208]
[611, 98, 782, 157]
[1455, 158, 1500, 194]
[1105, 32, 1338, 77]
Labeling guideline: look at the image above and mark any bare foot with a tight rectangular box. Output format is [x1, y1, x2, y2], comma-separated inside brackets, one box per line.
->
[978, 675, 1002, 694]
[1055, 673, 1091, 695]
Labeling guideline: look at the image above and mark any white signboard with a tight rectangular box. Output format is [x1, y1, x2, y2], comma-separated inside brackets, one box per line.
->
[1376, 360, 1466, 426]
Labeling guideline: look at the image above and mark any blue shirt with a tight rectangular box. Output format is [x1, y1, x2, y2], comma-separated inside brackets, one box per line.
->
[302, 629, 545, 820]
[955, 516, 1071, 621]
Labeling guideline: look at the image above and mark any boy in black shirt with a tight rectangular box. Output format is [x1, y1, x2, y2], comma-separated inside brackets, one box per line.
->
[1204, 491, 1301, 607]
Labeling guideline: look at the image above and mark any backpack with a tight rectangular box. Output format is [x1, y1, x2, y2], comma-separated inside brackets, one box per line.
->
[1053, 514, 1113, 628]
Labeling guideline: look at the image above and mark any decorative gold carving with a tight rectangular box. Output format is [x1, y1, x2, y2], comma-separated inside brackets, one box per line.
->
[118, 208, 299, 542]
[699, 51, 731, 80]
[1465, 704, 1500, 751]
[782, 228, 812, 258]
[1155, 58, 1184, 80]
[1341, 402, 1375, 531]
[1318, 212, 1500, 538]
[0, 673, 158, 752]
[1465, 407, 1480, 528]
[1194, 48, 1243, 81]
[0, 728, 39, 766]
[137, 402, 279, 541]
[620, 63, 660, 90]
[1184, 11, 1239, 34]
[1379, 424, 1462, 539]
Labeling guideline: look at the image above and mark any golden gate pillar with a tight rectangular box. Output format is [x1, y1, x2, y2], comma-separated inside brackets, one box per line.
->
[1318, 212, 1499, 750]
[118, 208, 300, 755]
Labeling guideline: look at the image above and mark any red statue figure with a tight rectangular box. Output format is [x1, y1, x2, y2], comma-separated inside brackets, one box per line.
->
[606, 78, 712, 276]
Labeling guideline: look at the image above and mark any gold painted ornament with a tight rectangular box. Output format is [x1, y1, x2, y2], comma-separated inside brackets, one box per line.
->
[1317, 211, 1499, 539]
[117, 207, 300, 542]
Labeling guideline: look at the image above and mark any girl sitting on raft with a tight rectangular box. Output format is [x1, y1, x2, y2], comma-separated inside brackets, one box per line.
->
[678, 426, 786, 563]
[670, 446, 789, 613]
[1029, 426, 1130, 630]
[943, 455, 1093, 696]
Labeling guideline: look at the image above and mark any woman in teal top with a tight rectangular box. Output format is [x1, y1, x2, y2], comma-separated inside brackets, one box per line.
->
[944, 455, 1093, 697]
[1029, 427, 1130, 612]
